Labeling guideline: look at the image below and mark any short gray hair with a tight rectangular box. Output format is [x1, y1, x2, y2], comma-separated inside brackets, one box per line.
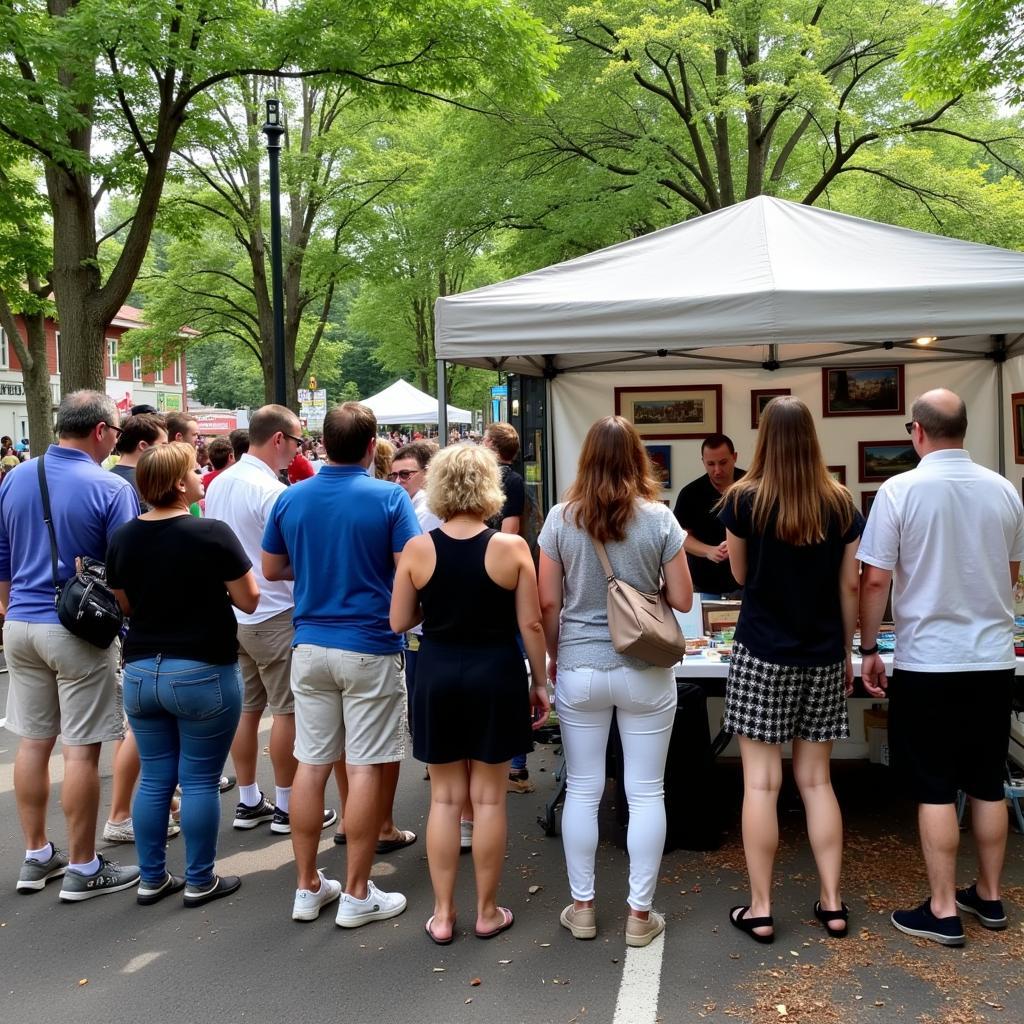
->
[56, 390, 119, 439]
[911, 393, 968, 441]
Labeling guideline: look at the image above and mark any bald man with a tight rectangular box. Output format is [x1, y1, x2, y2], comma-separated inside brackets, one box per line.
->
[858, 388, 1024, 947]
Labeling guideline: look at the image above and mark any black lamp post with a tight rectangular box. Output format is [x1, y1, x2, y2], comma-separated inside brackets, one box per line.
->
[262, 98, 287, 407]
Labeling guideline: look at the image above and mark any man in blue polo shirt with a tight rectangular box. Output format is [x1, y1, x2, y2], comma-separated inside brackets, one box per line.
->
[0, 390, 141, 900]
[262, 401, 419, 927]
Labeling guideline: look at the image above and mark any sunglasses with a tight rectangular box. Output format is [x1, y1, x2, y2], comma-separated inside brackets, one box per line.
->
[282, 432, 303, 445]
[103, 422, 123, 437]
[387, 469, 421, 482]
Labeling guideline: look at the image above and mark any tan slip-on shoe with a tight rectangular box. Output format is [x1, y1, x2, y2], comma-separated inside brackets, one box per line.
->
[625, 910, 665, 947]
[560, 904, 597, 939]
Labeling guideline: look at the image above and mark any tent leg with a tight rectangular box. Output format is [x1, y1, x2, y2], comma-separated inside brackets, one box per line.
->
[997, 357, 1005, 476]
[436, 359, 449, 445]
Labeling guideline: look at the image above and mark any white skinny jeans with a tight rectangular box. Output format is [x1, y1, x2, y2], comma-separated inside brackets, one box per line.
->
[556, 663, 676, 911]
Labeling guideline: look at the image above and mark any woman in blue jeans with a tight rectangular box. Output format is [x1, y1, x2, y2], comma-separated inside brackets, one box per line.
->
[107, 442, 259, 907]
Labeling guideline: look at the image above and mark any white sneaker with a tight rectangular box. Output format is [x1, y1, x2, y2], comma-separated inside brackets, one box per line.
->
[292, 870, 342, 922]
[103, 816, 181, 843]
[460, 820, 473, 850]
[335, 880, 407, 928]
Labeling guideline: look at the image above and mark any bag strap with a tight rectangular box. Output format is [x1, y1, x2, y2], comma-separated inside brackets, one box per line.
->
[37, 454, 62, 601]
[590, 535, 616, 582]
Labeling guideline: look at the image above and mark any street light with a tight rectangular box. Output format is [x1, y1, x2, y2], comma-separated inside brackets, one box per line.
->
[263, 97, 287, 406]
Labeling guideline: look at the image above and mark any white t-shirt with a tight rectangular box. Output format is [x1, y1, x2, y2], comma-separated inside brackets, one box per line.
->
[204, 453, 293, 626]
[857, 448, 1024, 671]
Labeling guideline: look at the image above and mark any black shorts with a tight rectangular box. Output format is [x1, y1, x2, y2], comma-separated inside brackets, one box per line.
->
[888, 668, 1014, 804]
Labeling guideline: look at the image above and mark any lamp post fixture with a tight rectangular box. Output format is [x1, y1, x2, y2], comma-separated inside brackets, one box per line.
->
[262, 98, 287, 407]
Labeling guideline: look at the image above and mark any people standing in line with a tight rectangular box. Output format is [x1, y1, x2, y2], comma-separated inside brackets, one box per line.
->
[538, 416, 692, 948]
[108, 413, 169, 513]
[391, 444, 549, 944]
[229, 428, 250, 463]
[107, 442, 259, 907]
[859, 389, 1024, 946]
[201, 436, 236, 494]
[1, 391, 142, 900]
[718, 397, 862, 944]
[373, 437, 395, 480]
[262, 403, 420, 927]
[673, 433, 745, 598]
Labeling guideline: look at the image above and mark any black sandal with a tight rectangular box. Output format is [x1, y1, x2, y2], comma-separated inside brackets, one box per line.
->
[813, 901, 849, 938]
[729, 905, 775, 944]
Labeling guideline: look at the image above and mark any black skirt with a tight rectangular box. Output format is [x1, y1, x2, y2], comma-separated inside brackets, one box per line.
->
[411, 637, 533, 765]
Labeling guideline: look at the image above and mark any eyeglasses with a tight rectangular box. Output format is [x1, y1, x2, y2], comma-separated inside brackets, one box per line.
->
[282, 432, 303, 445]
[387, 469, 421, 482]
[904, 421, 915, 435]
[103, 422, 123, 437]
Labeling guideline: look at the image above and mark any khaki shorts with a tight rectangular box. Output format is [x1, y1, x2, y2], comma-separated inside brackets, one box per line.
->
[291, 644, 407, 766]
[237, 608, 295, 715]
[3, 620, 124, 745]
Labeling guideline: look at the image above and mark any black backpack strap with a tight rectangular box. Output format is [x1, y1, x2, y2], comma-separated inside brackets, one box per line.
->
[36, 454, 62, 603]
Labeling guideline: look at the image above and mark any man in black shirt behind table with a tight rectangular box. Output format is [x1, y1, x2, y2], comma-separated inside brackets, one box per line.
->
[673, 433, 745, 598]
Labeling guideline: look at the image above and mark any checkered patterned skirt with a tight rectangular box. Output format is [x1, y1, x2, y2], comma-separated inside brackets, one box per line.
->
[723, 642, 849, 745]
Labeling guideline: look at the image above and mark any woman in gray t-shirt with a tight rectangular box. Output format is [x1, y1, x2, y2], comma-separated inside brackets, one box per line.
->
[538, 416, 692, 948]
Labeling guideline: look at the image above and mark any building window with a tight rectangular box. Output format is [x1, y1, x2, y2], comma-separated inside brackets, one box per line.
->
[107, 338, 117, 378]
[132, 356, 142, 381]
[173, 357, 181, 386]
[0, 327, 8, 369]
[55, 331, 61, 375]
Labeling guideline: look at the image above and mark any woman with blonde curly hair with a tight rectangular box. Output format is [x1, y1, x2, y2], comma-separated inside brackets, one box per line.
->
[391, 443, 549, 945]
[372, 437, 395, 480]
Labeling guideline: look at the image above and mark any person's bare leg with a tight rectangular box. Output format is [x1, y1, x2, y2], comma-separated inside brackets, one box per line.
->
[61, 743, 102, 864]
[919, 802, 959, 917]
[469, 759, 511, 935]
[343, 762, 386, 899]
[230, 709, 263, 792]
[378, 761, 400, 840]
[290, 762, 332, 891]
[269, 713, 297, 788]
[333, 758, 348, 839]
[968, 796, 1007, 902]
[792, 739, 844, 929]
[14, 737, 56, 849]
[425, 761, 469, 941]
[108, 729, 140, 822]
[738, 736, 782, 937]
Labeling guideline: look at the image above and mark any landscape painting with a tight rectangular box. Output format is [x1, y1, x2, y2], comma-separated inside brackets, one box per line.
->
[858, 441, 920, 482]
[615, 385, 722, 440]
[645, 444, 672, 488]
[823, 365, 904, 417]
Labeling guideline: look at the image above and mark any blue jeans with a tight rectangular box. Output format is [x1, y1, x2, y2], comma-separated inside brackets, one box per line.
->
[123, 657, 243, 887]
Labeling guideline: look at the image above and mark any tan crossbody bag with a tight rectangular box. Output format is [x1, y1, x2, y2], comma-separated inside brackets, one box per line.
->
[590, 537, 686, 668]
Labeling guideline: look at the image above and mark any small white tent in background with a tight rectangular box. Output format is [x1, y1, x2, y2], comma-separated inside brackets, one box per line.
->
[361, 378, 472, 425]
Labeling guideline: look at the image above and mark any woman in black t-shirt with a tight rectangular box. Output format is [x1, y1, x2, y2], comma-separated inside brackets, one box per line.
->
[717, 397, 863, 945]
[106, 442, 259, 909]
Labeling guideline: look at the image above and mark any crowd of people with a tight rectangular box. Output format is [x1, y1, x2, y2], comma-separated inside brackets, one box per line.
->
[0, 385, 1019, 952]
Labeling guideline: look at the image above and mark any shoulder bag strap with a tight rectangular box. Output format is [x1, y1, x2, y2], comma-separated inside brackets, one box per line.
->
[589, 535, 616, 581]
[37, 454, 63, 600]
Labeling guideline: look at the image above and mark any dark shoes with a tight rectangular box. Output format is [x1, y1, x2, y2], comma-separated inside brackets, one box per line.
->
[729, 905, 774, 944]
[137, 873, 186, 906]
[271, 807, 337, 836]
[232, 794, 276, 830]
[891, 900, 965, 946]
[813, 900, 849, 938]
[955, 883, 1007, 930]
[183, 874, 241, 908]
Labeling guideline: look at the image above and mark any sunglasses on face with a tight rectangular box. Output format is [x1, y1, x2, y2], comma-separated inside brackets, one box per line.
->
[387, 469, 421, 482]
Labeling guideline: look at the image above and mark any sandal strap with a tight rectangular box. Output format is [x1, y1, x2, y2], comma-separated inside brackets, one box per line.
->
[732, 906, 774, 928]
[815, 901, 849, 921]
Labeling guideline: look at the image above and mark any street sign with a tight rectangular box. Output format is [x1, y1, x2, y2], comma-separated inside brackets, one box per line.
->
[298, 388, 328, 431]
[490, 385, 508, 398]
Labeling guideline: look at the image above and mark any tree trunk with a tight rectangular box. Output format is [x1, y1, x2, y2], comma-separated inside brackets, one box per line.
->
[0, 297, 57, 453]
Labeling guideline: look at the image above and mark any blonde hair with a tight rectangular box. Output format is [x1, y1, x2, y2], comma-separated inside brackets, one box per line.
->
[425, 444, 504, 522]
[373, 437, 395, 479]
[720, 396, 856, 545]
[136, 441, 197, 509]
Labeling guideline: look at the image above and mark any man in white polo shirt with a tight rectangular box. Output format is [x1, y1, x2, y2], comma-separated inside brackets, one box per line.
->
[858, 388, 1024, 947]
[206, 404, 336, 835]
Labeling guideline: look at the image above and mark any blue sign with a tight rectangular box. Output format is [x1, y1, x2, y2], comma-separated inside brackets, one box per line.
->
[490, 385, 508, 398]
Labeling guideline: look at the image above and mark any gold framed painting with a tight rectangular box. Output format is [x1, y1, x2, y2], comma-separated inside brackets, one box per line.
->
[615, 385, 723, 441]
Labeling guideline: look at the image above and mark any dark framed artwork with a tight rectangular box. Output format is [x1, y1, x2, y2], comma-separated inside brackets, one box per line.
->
[861, 490, 878, 517]
[1013, 392, 1024, 465]
[615, 385, 723, 440]
[822, 365, 905, 417]
[645, 444, 672, 489]
[750, 388, 790, 428]
[827, 465, 846, 485]
[858, 441, 920, 483]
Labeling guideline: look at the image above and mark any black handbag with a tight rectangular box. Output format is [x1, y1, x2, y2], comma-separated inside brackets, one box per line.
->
[38, 454, 124, 648]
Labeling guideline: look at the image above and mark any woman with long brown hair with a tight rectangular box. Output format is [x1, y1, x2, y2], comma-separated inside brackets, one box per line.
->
[538, 416, 692, 948]
[718, 396, 862, 944]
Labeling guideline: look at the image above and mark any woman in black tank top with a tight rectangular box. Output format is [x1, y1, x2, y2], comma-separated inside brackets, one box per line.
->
[392, 444, 549, 945]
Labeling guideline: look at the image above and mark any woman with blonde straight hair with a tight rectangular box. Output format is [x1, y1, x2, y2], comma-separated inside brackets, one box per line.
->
[718, 396, 863, 944]
[538, 416, 692, 948]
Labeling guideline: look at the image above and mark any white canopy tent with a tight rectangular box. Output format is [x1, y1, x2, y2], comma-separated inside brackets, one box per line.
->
[361, 378, 472, 425]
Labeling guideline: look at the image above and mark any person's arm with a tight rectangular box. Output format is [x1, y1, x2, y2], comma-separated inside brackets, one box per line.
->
[262, 550, 293, 582]
[537, 550, 563, 688]
[858, 564, 892, 697]
[838, 539, 860, 695]
[683, 533, 728, 562]
[112, 587, 132, 617]
[513, 543, 549, 729]
[500, 516, 521, 534]
[0, 579, 9, 614]
[390, 540, 425, 633]
[724, 529, 747, 585]
[1012, 561, 1020, 587]
[662, 546, 693, 612]
[226, 569, 260, 614]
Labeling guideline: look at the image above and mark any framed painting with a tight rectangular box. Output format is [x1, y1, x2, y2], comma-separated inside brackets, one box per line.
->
[861, 490, 878, 518]
[615, 385, 722, 440]
[1012, 392, 1024, 465]
[750, 388, 790, 428]
[827, 465, 846, 485]
[858, 440, 920, 483]
[645, 444, 672, 489]
[822, 365, 905, 417]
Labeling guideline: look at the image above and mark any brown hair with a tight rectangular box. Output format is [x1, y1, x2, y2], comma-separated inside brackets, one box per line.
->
[323, 402, 376, 464]
[562, 416, 660, 543]
[115, 413, 167, 455]
[393, 440, 438, 470]
[720, 396, 855, 545]
[164, 412, 197, 442]
[136, 441, 196, 509]
[485, 422, 520, 462]
[249, 404, 299, 446]
[207, 435, 234, 469]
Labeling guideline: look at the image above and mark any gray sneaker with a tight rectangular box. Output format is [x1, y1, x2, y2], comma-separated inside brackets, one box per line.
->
[16, 845, 68, 893]
[58, 855, 140, 902]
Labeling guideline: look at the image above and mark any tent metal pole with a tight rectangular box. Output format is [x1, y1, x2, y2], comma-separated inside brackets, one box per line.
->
[995, 336, 1006, 475]
[436, 359, 449, 445]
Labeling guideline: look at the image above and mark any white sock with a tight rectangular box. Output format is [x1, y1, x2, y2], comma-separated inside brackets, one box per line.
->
[69, 855, 100, 875]
[26, 842, 52, 862]
[239, 783, 261, 807]
[275, 786, 291, 813]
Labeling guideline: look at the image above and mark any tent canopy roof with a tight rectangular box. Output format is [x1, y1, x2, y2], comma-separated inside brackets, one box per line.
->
[435, 197, 1024, 375]
[362, 378, 472, 424]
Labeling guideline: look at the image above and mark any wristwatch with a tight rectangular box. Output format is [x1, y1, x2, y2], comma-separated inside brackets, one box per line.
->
[858, 643, 879, 656]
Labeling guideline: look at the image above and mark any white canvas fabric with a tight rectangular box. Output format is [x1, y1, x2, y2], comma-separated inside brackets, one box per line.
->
[361, 379, 471, 425]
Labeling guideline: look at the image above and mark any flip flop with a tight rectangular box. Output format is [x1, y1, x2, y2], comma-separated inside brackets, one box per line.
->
[475, 907, 514, 940]
[332, 832, 346, 846]
[425, 915, 455, 946]
[729, 905, 775, 944]
[375, 829, 417, 854]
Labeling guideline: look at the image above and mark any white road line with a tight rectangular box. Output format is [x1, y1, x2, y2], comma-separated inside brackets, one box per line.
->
[611, 931, 665, 1024]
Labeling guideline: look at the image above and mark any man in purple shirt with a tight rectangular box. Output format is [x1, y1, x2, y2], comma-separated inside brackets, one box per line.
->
[0, 390, 141, 901]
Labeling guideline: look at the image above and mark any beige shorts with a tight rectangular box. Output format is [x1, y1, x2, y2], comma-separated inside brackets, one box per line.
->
[237, 608, 295, 715]
[291, 644, 407, 766]
[3, 620, 124, 745]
